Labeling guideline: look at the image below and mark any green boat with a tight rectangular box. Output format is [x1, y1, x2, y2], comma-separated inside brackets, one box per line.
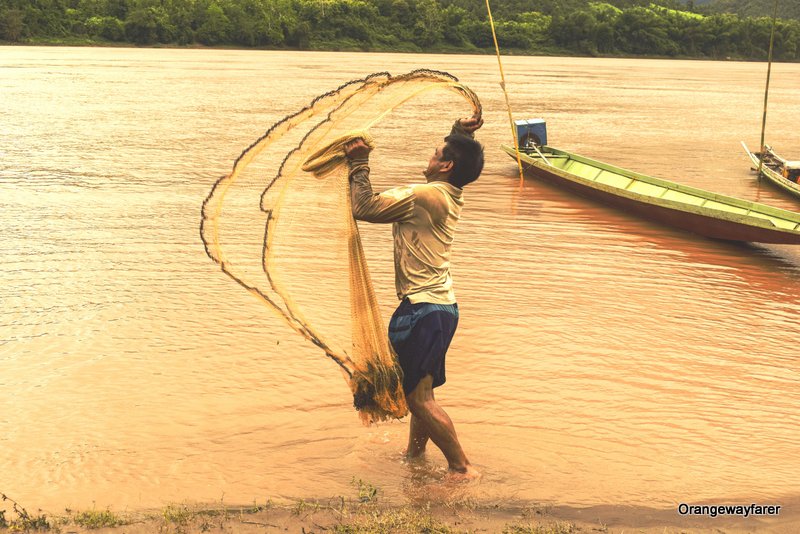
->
[742, 142, 800, 200]
[502, 127, 800, 244]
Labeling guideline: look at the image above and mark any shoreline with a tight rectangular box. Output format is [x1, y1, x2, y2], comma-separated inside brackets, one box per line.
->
[0, 39, 788, 63]
[3, 492, 798, 533]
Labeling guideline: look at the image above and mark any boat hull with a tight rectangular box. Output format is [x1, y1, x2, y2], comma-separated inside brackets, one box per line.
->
[503, 145, 800, 245]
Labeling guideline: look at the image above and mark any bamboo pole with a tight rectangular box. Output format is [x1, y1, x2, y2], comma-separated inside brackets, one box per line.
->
[757, 0, 780, 179]
[485, 0, 525, 187]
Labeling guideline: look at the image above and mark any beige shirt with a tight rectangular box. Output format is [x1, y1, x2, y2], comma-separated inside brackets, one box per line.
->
[349, 163, 464, 305]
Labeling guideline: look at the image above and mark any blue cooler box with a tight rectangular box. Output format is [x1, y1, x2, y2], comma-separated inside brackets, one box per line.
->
[515, 119, 547, 147]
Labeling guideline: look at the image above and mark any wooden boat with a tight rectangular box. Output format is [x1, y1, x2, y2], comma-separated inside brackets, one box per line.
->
[502, 143, 800, 244]
[742, 142, 800, 199]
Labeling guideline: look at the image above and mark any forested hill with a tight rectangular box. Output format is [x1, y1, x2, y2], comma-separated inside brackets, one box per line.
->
[0, 0, 798, 61]
[702, 0, 800, 21]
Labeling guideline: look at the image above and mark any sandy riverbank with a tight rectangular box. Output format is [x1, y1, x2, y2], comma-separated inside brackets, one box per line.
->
[3, 492, 798, 533]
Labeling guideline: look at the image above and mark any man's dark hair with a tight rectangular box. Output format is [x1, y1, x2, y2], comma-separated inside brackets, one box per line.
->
[442, 133, 484, 188]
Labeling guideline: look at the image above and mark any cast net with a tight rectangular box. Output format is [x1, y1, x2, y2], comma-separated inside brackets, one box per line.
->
[201, 70, 481, 424]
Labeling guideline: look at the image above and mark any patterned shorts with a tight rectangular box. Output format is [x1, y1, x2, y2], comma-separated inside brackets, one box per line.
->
[388, 298, 459, 395]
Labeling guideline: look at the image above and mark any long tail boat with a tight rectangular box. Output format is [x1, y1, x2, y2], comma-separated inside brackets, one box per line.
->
[742, 142, 800, 200]
[502, 134, 800, 244]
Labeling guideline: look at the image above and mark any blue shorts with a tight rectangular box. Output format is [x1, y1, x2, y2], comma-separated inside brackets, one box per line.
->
[388, 298, 459, 395]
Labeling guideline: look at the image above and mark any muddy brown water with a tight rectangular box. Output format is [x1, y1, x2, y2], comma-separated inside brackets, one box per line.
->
[1, 47, 799, 512]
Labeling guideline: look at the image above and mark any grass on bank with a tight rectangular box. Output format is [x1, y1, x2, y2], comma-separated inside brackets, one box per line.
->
[70, 507, 128, 529]
[1, 484, 585, 534]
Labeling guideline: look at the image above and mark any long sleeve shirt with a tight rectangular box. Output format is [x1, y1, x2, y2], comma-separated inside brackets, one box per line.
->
[348, 122, 472, 305]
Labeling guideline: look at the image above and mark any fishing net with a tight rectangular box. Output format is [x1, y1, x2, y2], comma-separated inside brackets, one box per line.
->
[201, 70, 481, 424]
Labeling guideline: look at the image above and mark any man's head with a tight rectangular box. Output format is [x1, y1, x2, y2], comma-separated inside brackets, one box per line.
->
[423, 133, 484, 188]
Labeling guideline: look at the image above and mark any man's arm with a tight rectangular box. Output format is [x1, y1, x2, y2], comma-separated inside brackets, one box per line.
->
[346, 140, 414, 223]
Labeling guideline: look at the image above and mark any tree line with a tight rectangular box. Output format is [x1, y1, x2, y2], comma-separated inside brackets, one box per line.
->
[0, 0, 798, 61]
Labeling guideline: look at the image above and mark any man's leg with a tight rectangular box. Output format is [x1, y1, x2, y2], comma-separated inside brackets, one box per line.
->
[406, 413, 430, 458]
[405, 374, 478, 477]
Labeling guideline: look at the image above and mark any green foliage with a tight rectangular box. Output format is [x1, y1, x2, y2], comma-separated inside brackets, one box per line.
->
[331, 505, 453, 534]
[72, 507, 128, 528]
[0, 0, 798, 61]
[86, 16, 125, 40]
[351, 477, 378, 503]
[124, 2, 175, 44]
[0, 8, 26, 41]
[196, 3, 231, 45]
[551, 10, 600, 54]
[590, 2, 623, 20]
[0, 493, 52, 531]
[615, 6, 680, 55]
[703, 0, 800, 21]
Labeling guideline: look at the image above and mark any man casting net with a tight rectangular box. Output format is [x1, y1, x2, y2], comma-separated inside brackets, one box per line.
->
[201, 70, 482, 425]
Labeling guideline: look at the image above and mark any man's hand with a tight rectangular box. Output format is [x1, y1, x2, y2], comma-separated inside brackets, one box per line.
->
[345, 138, 372, 160]
[457, 115, 484, 134]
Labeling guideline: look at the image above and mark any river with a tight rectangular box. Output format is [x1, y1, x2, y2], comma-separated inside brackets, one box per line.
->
[1, 46, 799, 513]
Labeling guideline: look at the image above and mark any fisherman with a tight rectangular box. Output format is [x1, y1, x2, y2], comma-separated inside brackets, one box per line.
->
[344, 116, 484, 480]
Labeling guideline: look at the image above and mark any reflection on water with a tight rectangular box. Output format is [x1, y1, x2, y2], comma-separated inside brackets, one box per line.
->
[1, 47, 799, 512]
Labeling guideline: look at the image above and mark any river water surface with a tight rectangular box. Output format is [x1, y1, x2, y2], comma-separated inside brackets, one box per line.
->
[2, 47, 799, 513]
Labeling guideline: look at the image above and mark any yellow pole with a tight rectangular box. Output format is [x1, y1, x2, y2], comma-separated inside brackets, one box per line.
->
[757, 0, 779, 179]
[485, 0, 525, 187]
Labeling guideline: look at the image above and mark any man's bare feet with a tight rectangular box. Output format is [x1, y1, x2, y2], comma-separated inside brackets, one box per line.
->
[445, 464, 481, 482]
